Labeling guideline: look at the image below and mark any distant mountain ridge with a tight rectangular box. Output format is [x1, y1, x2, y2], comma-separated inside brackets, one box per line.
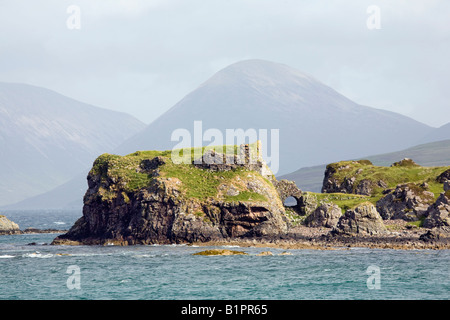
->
[0, 82, 146, 206]
[3, 59, 449, 210]
[116, 59, 434, 175]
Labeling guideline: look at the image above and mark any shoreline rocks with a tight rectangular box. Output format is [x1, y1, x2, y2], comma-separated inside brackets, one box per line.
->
[332, 202, 387, 236]
[0, 215, 21, 235]
[304, 203, 341, 228]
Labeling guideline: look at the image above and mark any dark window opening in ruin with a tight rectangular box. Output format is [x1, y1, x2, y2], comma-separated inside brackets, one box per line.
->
[284, 196, 297, 207]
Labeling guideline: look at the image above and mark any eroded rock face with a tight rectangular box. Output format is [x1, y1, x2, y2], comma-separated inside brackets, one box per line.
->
[376, 183, 434, 221]
[333, 203, 386, 236]
[298, 193, 318, 216]
[304, 203, 341, 228]
[423, 191, 450, 229]
[0, 215, 21, 235]
[52, 148, 288, 245]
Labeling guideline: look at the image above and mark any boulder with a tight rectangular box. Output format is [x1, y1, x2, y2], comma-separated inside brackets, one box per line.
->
[436, 169, 450, 183]
[333, 202, 386, 236]
[376, 183, 435, 221]
[444, 180, 450, 192]
[304, 203, 341, 228]
[423, 191, 450, 229]
[0, 215, 21, 235]
[298, 193, 318, 216]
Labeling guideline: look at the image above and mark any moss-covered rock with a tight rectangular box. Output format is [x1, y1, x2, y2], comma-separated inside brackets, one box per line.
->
[53, 143, 289, 245]
[193, 249, 248, 256]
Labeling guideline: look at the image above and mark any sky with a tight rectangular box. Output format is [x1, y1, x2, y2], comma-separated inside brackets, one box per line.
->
[0, 0, 449, 127]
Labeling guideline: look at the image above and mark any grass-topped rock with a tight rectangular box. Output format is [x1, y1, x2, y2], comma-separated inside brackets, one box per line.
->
[53, 142, 290, 245]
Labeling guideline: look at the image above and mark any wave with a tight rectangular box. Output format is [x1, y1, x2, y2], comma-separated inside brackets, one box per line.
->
[22, 252, 53, 258]
[0, 255, 15, 259]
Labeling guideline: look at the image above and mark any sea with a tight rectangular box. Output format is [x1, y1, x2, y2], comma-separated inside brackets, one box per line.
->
[0, 210, 449, 300]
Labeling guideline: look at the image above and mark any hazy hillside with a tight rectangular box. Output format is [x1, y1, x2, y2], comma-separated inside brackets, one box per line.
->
[420, 123, 450, 144]
[280, 139, 450, 192]
[0, 82, 146, 206]
[116, 59, 433, 176]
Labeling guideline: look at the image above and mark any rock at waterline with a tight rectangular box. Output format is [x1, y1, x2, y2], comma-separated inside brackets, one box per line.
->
[0, 215, 21, 235]
[192, 249, 248, 256]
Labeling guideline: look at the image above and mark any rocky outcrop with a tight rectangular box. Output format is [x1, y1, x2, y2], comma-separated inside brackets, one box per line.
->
[444, 180, 450, 192]
[0, 215, 21, 235]
[52, 144, 288, 245]
[376, 183, 435, 221]
[436, 169, 450, 183]
[321, 160, 386, 196]
[298, 192, 318, 216]
[304, 203, 341, 228]
[423, 191, 450, 229]
[332, 203, 386, 236]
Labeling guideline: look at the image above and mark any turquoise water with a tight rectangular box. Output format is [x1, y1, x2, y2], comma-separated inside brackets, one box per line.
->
[0, 211, 449, 300]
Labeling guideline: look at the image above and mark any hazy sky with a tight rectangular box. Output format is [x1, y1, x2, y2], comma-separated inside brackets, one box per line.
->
[1, 0, 449, 127]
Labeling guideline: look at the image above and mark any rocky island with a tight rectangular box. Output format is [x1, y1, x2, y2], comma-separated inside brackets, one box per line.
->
[52, 143, 450, 249]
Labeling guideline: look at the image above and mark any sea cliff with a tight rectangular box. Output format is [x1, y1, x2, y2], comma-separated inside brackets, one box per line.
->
[52, 145, 450, 249]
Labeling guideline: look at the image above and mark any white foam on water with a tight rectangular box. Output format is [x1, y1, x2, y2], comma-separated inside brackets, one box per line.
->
[22, 252, 53, 258]
[0, 255, 15, 259]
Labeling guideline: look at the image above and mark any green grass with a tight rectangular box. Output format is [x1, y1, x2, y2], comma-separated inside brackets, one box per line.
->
[161, 161, 246, 200]
[88, 142, 270, 203]
[307, 191, 379, 213]
[326, 160, 450, 198]
[224, 191, 267, 203]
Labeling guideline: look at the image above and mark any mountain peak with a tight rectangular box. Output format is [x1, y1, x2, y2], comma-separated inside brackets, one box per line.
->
[204, 59, 316, 89]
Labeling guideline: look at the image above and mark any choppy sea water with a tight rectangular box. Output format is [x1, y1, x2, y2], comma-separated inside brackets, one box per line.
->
[0, 210, 449, 300]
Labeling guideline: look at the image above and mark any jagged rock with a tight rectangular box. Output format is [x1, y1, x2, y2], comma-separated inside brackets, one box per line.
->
[423, 191, 450, 229]
[304, 203, 341, 228]
[436, 169, 450, 183]
[321, 160, 376, 195]
[376, 183, 435, 221]
[419, 230, 441, 242]
[298, 192, 318, 216]
[332, 202, 386, 236]
[355, 179, 373, 196]
[444, 180, 450, 192]
[52, 144, 288, 245]
[0, 215, 21, 235]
